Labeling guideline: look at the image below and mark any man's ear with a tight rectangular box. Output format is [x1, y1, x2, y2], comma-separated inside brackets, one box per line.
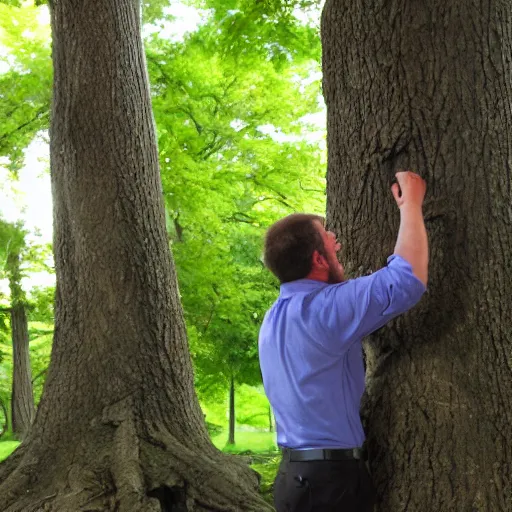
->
[311, 250, 328, 270]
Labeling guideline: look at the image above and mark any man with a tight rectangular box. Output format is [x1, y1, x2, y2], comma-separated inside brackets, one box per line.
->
[259, 171, 428, 511]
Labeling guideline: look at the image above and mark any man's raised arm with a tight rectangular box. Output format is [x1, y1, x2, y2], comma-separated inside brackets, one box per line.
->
[392, 171, 429, 286]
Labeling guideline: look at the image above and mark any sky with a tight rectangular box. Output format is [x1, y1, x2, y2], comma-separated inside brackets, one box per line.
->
[0, 1, 325, 296]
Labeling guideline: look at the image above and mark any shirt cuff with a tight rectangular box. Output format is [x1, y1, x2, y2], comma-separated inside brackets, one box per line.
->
[386, 254, 427, 293]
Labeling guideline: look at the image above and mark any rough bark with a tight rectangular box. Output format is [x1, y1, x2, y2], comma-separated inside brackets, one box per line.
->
[9, 304, 35, 441]
[228, 377, 235, 445]
[7, 252, 35, 441]
[322, 1, 512, 511]
[0, 1, 272, 510]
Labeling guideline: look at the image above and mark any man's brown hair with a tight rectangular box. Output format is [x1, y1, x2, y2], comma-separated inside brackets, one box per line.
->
[264, 213, 325, 283]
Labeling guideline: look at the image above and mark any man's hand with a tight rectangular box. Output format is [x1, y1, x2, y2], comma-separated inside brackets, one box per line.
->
[391, 171, 426, 209]
[392, 170, 429, 286]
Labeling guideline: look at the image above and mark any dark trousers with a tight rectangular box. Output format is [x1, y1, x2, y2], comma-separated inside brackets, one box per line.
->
[273, 456, 376, 512]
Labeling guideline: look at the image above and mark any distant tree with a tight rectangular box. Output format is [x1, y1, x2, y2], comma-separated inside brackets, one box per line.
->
[0, 315, 10, 436]
[0, 220, 35, 441]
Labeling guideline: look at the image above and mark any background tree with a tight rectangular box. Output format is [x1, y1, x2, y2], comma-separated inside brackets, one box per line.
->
[321, 1, 512, 510]
[0, 0, 273, 509]
[0, 283, 54, 439]
[0, 220, 35, 440]
[0, 314, 10, 436]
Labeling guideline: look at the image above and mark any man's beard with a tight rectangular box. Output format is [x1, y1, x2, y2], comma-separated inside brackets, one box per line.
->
[327, 260, 344, 284]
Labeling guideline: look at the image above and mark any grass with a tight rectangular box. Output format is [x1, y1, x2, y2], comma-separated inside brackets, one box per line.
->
[211, 430, 280, 504]
[0, 440, 19, 462]
[212, 430, 277, 453]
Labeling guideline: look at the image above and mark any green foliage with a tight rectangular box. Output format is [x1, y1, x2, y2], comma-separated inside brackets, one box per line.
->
[0, 336, 11, 432]
[195, 0, 322, 65]
[0, 219, 28, 306]
[0, 440, 18, 460]
[0, 316, 53, 418]
[201, 383, 272, 431]
[251, 453, 280, 504]
[0, 1, 326, 427]
[27, 322, 52, 403]
[0, 218, 53, 305]
[0, 217, 54, 411]
[0, 2, 51, 172]
[147, 8, 325, 399]
[0, 1, 46, 6]
[0, 219, 26, 263]
[142, 0, 174, 25]
[28, 286, 54, 324]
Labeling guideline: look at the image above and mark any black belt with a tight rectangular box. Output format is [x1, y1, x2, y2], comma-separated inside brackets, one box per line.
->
[282, 447, 363, 462]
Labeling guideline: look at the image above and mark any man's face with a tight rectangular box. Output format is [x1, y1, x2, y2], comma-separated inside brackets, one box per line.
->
[314, 221, 344, 283]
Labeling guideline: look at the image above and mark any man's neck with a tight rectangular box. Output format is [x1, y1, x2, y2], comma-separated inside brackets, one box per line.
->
[305, 269, 328, 283]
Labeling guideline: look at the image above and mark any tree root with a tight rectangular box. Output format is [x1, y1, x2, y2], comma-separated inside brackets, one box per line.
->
[0, 412, 274, 512]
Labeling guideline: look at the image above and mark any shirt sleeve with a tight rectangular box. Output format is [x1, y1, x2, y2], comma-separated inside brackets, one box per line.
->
[308, 255, 426, 355]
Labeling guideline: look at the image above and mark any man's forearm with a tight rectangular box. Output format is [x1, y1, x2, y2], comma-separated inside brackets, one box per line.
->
[393, 205, 429, 286]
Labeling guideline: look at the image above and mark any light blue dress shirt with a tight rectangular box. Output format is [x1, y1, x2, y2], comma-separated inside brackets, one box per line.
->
[258, 255, 426, 449]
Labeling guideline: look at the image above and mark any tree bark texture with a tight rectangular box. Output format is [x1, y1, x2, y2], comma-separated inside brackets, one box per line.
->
[7, 251, 35, 441]
[0, 1, 271, 510]
[9, 304, 35, 441]
[228, 377, 235, 445]
[322, 1, 512, 511]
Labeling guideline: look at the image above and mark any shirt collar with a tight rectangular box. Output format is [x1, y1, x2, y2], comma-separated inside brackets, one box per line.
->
[279, 279, 328, 299]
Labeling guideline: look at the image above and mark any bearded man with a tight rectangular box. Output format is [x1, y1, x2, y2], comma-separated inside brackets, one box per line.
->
[259, 171, 428, 512]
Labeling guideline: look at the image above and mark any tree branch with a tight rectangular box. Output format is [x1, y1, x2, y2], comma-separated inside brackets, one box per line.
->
[32, 369, 48, 385]
[0, 108, 48, 143]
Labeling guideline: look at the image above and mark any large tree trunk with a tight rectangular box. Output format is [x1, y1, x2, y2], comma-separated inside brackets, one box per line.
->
[0, 1, 271, 510]
[322, 1, 512, 511]
[228, 377, 235, 445]
[7, 251, 35, 441]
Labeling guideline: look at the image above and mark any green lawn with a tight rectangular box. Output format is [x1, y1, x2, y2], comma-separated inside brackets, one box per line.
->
[0, 440, 19, 462]
[1, 430, 277, 462]
[212, 430, 277, 453]
[211, 430, 280, 504]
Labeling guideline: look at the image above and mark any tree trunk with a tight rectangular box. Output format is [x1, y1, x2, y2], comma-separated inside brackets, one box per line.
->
[10, 304, 35, 441]
[7, 251, 35, 441]
[322, 1, 512, 511]
[228, 377, 235, 446]
[268, 405, 273, 433]
[0, 396, 8, 437]
[0, 1, 271, 510]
